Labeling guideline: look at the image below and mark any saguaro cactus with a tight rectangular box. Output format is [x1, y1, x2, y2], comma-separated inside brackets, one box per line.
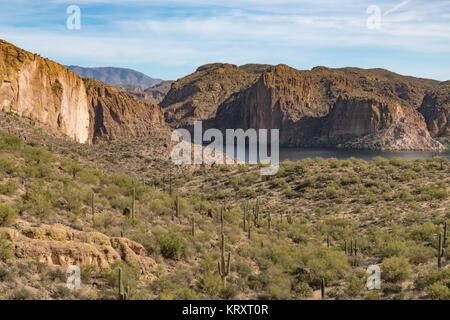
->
[443, 222, 448, 249]
[91, 192, 95, 216]
[267, 212, 271, 232]
[438, 233, 444, 269]
[118, 268, 129, 300]
[131, 187, 136, 220]
[191, 217, 195, 236]
[175, 196, 180, 218]
[321, 279, 325, 300]
[217, 214, 231, 288]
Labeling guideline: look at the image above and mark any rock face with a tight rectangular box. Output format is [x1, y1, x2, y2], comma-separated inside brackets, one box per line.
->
[114, 80, 174, 105]
[84, 78, 165, 143]
[161, 63, 271, 127]
[0, 40, 166, 144]
[0, 221, 156, 274]
[0, 40, 90, 143]
[418, 82, 450, 139]
[324, 97, 440, 150]
[180, 63, 445, 150]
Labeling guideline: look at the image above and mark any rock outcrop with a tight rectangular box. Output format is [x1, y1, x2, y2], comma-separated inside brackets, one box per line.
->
[418, 82, 450, 139]
[84, 78, 165, 143]
[0, 40, 90, 143]
[160, 63, 272, 127]
[324, 97, 440, 150]
[0, 221, 156, 275]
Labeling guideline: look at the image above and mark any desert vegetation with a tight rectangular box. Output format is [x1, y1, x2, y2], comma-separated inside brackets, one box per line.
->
[0, 117, 448, 300]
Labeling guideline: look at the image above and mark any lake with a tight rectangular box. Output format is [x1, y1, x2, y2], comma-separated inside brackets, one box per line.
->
[220, 145, 450, 163]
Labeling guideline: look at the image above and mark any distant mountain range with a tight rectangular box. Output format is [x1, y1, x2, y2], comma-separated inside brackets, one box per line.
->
[66, 65, 162, 89]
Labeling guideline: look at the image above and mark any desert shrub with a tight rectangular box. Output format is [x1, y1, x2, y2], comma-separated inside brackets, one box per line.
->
[0, 156, 18, 174]
[381, 257, 411, 283]
[344, 269, 367, 297]
[197, 272, 222, 296]
[304, 247, 350, 283]
[403, 244, 435, 265]
[0, 203, 17, 226]
[155, 229, 189, 260]
[80, 264, 100, 282]
[23, 146, 53, 164]
[0, 132, 23, 152]
[414, 268, 450, 291]
[0, 233, 13, 261]
[20, 184, 55, 218]
[0, 180, 17, 195]
[409, 222, 438, 242]
[79, 168, 100, 185]
[292, 281, 313, 299]
[10, 287, 36, 300]
[428, 282, 450, 300]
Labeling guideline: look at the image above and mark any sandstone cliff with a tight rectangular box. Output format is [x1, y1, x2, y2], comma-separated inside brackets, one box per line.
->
[0, 40, 90, 143]
[84, 78, 165, 143]
[0, 40, 166, 144]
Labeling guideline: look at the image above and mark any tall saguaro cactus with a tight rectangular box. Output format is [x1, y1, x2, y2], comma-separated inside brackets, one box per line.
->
[91, 192, 95, 216]
[438, 233, 445, 269]
[191, 217, 195, 236]
[321, 279, 325, 300]
[131, 186, 136, 220]
[217, 208, 231, 288]
[443, 222, 448, 250]
[175, 196, 180, 218]
[118, 268, 129, 300]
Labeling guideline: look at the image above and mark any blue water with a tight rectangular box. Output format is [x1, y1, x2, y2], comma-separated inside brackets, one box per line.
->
[220, 145, 450, 163]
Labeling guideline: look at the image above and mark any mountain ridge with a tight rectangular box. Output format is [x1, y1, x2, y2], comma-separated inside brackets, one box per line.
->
[66, 65, 162, 89]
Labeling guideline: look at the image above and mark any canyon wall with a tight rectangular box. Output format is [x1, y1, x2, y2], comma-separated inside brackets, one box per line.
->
[0, 40, 90, 143]
[0, 40, 165, 144]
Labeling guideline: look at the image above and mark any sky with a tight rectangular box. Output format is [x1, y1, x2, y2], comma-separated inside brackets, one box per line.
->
[0, 0, 449, 81]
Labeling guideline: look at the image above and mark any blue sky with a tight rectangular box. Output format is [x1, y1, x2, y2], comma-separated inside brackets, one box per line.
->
[0, 0, 449, 81]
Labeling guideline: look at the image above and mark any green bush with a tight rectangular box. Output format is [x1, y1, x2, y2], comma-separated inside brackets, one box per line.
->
[382, 256, 411, 283]
[0, 180, 18, 195]
[428, 282, 450, 300]
[155, 229, 189, 260]
[0, 204, 17, 226]
[0, 233, 13, 261]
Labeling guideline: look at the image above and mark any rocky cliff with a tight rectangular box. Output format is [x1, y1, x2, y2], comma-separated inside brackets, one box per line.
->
[0, 40, 165, 144]
[160, 63, 271, 127]
[418, 81, 450, 140]
[173, 63, 445, 150]
[84, 78, 165, 143]
[0, 40, 90, 143]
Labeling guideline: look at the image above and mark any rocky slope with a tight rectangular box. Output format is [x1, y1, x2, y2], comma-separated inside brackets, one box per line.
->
[160, 63, 271, 127]
[84, 78, 165, 143]
[0, 40, 166, 144]
[114, 80, 173, 105]
[0, 40, 90, 143]
[167, 63, 446, 150]
[66, 65, 162, 88]
[418, 81, 450, 140]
